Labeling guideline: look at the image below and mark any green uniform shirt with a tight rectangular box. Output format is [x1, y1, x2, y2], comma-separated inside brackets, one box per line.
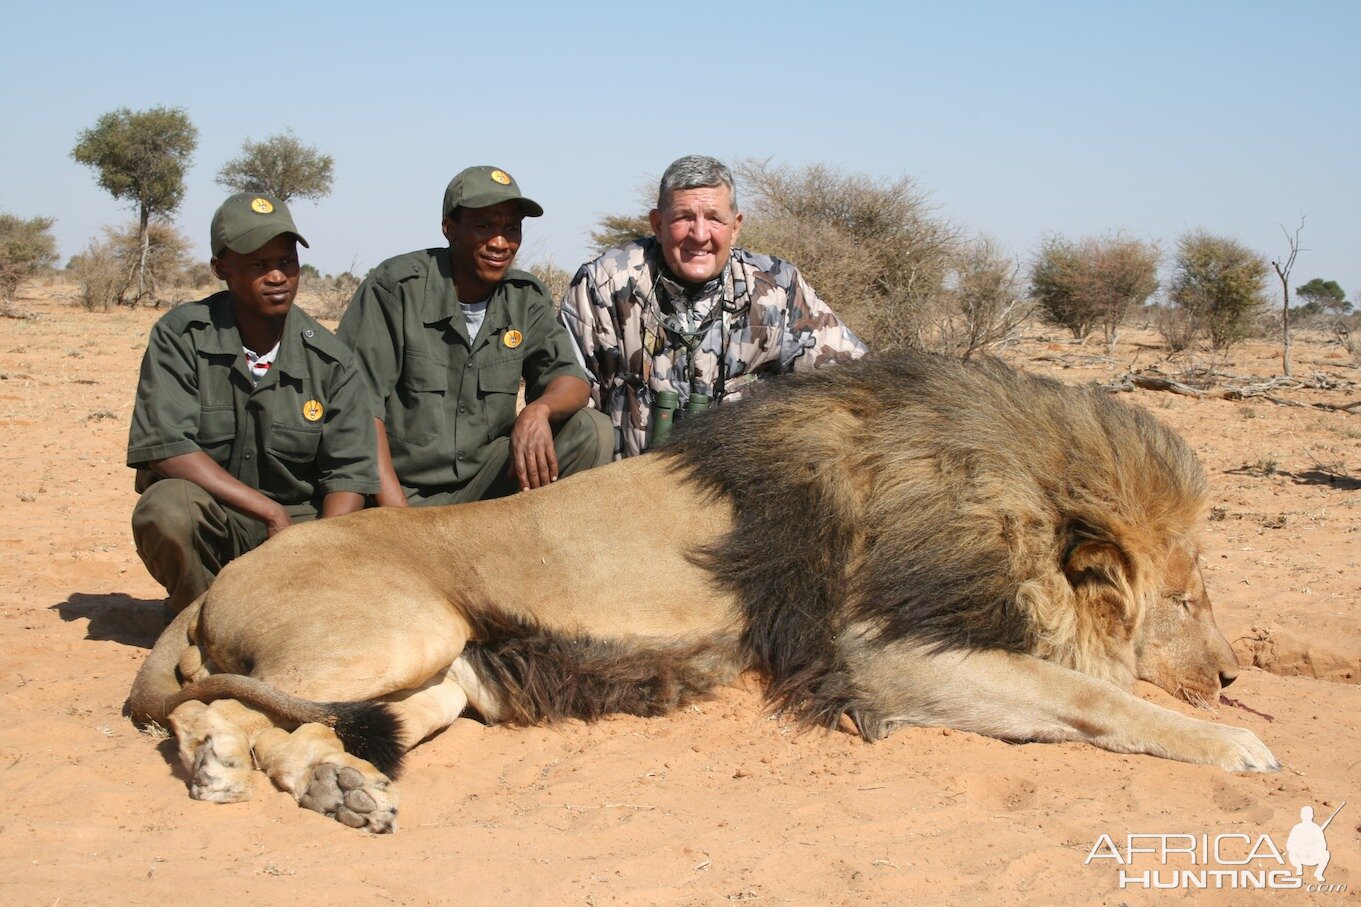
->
[127, 292, 380, 506]
[338, 247, 588, 493]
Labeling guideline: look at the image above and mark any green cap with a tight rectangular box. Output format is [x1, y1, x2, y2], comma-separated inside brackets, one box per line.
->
[442, 166, 543, 218]
[209, 193, 310, 257]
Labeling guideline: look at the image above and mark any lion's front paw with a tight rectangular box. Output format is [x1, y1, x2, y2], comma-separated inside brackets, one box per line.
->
[1180, 720, 1279, 773]
[298, 759, 398, 833]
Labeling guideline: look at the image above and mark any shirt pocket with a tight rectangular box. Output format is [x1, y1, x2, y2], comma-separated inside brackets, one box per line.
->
[391, 354, 448, 446]
[478, 356, 522, 438]
[267, 423, 323, 463]
[477, 356, 522, 395]
[197, 407, 237, 457]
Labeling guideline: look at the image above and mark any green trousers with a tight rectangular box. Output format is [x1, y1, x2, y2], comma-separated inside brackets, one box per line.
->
[131, 478, 318, 620]
[407, 407, 614, 507]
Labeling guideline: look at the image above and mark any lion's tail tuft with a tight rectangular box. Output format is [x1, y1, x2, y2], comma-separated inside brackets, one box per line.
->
[328, 701, 405, 779]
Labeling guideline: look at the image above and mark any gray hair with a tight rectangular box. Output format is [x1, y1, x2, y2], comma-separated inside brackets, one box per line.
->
[656, 155, 738, 212]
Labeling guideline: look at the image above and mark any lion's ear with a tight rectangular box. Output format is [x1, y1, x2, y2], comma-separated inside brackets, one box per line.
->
[1061, 533, 1137, 640]
[1063, 539, 1127, 587]
[1063, 537, 1139, 633]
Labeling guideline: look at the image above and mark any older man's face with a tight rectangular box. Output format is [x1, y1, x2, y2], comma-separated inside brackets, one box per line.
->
[649, 185, 743, 284]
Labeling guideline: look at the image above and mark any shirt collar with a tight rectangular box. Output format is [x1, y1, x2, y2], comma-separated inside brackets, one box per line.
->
[422, 247, 516, 348]
[199, 292, 308, 382]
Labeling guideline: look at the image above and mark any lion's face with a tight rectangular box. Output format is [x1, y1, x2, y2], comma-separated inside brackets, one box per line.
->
[1134, 545, 1239, 708]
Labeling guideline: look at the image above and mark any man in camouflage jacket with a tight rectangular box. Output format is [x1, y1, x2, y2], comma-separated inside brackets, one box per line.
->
[560, 155, 867, 458]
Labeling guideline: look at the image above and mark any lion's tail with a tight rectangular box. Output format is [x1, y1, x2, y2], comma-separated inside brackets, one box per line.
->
[125, 596, 203, 728]
[124, 600, 404, 778]
[159, 674, 405, 778]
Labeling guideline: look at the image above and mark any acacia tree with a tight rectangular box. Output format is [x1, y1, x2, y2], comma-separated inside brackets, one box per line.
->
[71, 106, 198, 303]
[1029, 234, 1160, 347]
[0, 213, 59, 318]
[1169, 231, 1269, 352]
[588, 213, 651, 254]
[216, 129, 335, 202]
[1295, 277, 1349, 313]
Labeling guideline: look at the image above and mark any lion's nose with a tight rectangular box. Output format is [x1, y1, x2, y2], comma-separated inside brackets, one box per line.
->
[1219, 669, 1238, 688]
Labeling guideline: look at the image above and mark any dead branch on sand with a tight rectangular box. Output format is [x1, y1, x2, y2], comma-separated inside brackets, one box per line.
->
[1101, 367, 1360, 414]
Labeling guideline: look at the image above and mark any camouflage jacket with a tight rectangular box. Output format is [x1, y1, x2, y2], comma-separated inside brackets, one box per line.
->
[560, 238, 867, 458]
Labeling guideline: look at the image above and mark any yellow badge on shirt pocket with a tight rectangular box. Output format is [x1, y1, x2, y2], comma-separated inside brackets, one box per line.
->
[302, 400, 324, 422]
[503, 329, 523, 349]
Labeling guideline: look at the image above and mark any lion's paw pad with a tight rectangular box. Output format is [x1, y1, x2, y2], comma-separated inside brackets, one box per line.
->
[299, 761, 396, 833]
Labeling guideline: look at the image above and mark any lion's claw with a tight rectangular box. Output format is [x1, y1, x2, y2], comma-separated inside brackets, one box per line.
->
[1218, 725, 1280, 773]
[1174, 718, 1279, 773]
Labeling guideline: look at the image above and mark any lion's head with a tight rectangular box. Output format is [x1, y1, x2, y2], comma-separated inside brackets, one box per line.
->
[665, 351, 1241, 724]
[1134, 543, 1239, 708]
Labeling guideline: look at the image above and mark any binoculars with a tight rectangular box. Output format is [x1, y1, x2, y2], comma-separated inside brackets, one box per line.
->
[650, 390, 709, 446]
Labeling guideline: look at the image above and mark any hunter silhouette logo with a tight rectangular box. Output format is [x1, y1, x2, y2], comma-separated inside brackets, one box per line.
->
[1288, 803, 1343, 882]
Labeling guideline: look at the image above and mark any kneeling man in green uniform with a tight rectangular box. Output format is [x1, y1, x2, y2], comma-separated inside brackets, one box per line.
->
[338, 166, 612, 507]
[128, 194, 379, 621]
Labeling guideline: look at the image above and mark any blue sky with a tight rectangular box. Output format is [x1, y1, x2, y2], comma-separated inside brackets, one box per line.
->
[2, 1, 1357, 297]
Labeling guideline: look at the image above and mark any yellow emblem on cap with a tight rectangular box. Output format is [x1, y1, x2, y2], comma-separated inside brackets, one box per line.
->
[302, 400, 324, 422]
[490, 169, 511, 185]
[250, 197, 274, 214]
[503, 329, 523, 349]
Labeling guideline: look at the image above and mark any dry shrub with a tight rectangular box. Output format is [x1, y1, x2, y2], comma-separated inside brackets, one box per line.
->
[1332, 313, 1360, 366]
[524, 258, 572, 309]
[69, 219, 197, 309]
[307, 270, 362, 320]
[1154, 304, 1200, 353]
[1169, 231, 1269, 353]
[1, 213, 59, 318]
[916, 235, 1030, 359]
[1029, 233, 1159, 347]
[734, 159, 963, 352]
[70, 239, 124, 311]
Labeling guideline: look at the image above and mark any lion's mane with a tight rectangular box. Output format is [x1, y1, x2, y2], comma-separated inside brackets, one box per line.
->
[661, 351, 1208, 728]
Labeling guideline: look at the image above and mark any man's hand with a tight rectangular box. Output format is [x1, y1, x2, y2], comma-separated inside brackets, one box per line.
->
[505, 375, 590, 492]
[264, 501, 293, 538]
[509, 401, 557, 490]
[149, 451, 294, 533]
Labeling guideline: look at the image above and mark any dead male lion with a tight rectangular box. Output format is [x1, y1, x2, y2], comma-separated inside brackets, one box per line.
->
[128, 352, 1278, 832]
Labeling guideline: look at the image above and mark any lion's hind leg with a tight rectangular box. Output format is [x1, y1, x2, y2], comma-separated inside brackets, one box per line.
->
[250, 670, 473, 833]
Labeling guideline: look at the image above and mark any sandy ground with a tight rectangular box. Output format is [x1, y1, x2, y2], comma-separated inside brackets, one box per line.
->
[1, 280, 1357, 905]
